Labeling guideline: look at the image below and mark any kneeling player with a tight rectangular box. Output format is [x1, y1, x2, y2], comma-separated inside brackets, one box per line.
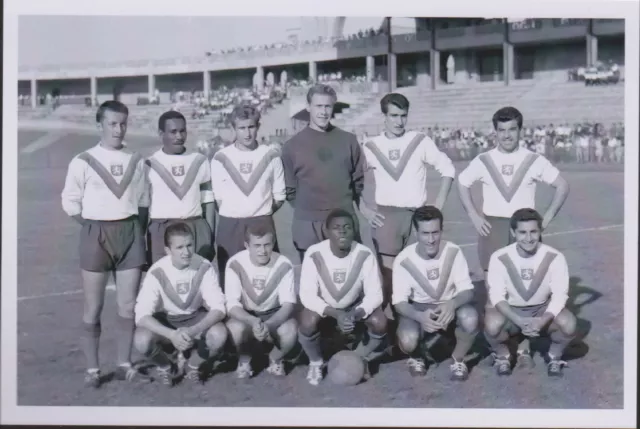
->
[133, 223, 228, 386]
[298, 209, 388, 386]
[484, 208, 576, 377]
[393, 206, 479, 381]
[224, 221, 298, 379]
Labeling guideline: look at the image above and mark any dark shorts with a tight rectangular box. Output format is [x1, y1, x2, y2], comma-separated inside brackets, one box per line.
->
[248, 306, 280, 323]
[148, 216, 213, 265]
[80, 216, 146, 272]
[292, 213, 362, 253]
[216, 214, 279, 274]
[155, 307, 208, 330]
[478, 215, 514, 271]
[372, 206, 416, 257]
[504, 301, 550, 335]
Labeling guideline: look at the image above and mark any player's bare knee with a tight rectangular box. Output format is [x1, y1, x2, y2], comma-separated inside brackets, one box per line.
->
[116, 301, 136, 320]
[133, 328, 155, 355]
[456, 305, 479, 333]
[483, 310, 505, 338]
[225, 319, 251, 343]
[205, 323, 228, 350]
[277, 318, 298, 343]
[366, 309, 388, 336]
[298, 309, 320, 337]
[554, 309, 577, 336]
[396, 327, 420, 354]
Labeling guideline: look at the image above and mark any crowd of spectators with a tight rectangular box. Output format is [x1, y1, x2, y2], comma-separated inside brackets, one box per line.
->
[568, 60, 622, 85]
[356, 122, 625, 164]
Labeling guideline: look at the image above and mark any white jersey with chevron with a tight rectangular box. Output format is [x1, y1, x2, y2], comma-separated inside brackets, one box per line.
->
[146, 150, 214, 219]
[134, 254, 225, 324]
[487, 243, 569, 316]
[225, 250, 296, 313]
[363, 131, 455, 208]
[457, 148, 560, 218]
[299, 240, 382, 318]
[211, 144, 286, 218]
[392, 241, 474, 305]
[61, 143, 149, 221]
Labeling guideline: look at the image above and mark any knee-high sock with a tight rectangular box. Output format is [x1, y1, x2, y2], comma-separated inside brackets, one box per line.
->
[116, 315, 136, 366]
[484, 330, 510, 358]
[81, 322, 101, 370]
[298, 331, 323, 363]
[147, 344, 173, 369]
[548, 330, 574, 359]
[452, 327, 477, 362]
[354, 331, 387, 362]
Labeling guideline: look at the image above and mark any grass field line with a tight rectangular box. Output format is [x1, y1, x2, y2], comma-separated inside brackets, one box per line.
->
[20, 132, 66, 154]
[16, 222, 623, 303]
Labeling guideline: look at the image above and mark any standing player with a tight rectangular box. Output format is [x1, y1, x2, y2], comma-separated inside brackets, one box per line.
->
[298, 209, 387, 386]
[393, 206, 478, 380]
[281, 84, 365, 262]
[211, 105, 286, 283]
[224, 221, 298, 379]
[360, 93, 455, 310]
[133, 223, 228, 385]
[61, 100, 150, 387]
[458, 106, 570, 278]
[146, 111, 215, 265]
[484, 208, 576, 377]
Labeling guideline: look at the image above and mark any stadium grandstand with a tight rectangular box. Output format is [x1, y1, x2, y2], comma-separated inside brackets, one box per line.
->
[18, 17, 625, 163]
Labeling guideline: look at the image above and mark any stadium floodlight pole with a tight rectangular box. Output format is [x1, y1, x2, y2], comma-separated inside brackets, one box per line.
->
[386, 16, 393, 93]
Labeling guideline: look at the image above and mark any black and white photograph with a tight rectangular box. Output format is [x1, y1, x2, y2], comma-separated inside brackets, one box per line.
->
[2, 0, 638, 427]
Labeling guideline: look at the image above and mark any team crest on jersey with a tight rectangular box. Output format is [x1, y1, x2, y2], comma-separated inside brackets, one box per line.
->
[110, 164, 124, 177]
[171, 164, 185, 177]
[388, 149, 401, 161]
[332, 269, 347, 284]
[427, 268, 440, 281]
[252, 275, 267, 291]
[239, 162, 253, 174]
[176, 280, 190, 295]
[501, 165, 514, 176]
[520, 268, 534, 281]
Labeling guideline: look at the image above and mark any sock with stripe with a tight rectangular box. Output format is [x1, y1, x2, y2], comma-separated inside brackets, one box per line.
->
[298, 331, 323, 363]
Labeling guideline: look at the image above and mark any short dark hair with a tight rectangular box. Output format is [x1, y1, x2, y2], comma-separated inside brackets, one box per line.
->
[158, 110, 186, 131]
[492, 106, 523, 130]
[230, 104, 261, 127]
[411, 205, 444, 231]
[306, 84, 337, 104]
[325, 208, 354, 229]
[96, 100, 129, 123]
[380, 93, 410, 114]
[164, 222, 193, 247]
[510, 208, 543, 231]
[244, 219, 275, 243]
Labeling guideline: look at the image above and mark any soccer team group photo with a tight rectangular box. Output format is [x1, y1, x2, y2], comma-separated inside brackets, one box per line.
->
[9, 14, 631, 413]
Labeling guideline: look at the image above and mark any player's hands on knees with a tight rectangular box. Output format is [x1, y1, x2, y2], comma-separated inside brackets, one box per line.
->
[471, 214, 491, 237]
[170, 328, 194, 351]
[526, 317, 546, 336]
[435, 301, 456, 328]
[518, 317, 539, 337]
[361, 205, 385, 229]
[420, 309, 441, 333]
[336, 311, 356, 334]
[252, 320, 270, 342]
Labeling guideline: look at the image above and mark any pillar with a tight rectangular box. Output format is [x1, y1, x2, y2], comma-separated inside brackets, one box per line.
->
[586, 34, 598, 66]
[147, 74, 155, 100]
[30, 79, 37, 108]
[203, 71, 211, 100]
[387, 53, 397, 91]
[503, 42, 515, 85]
[90, 76, 97, 107]
[430, 49, 440, 90]
[256, 66, 265, 91]
[366, 55, 375, 82]
[308, 61, 317, 82]
[416, 54, 430, 88]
